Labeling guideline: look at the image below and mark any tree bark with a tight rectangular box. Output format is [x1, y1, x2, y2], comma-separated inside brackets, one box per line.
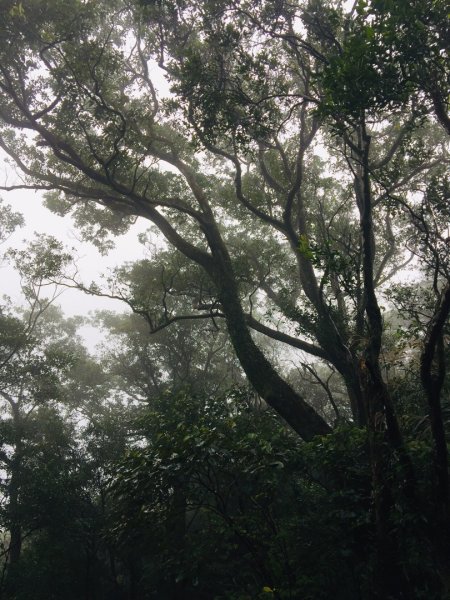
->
[8, 487, 22, 567]
[8, 407, 23, 568]
[215, 263, 331, 440]
[420, 283, 450, 514]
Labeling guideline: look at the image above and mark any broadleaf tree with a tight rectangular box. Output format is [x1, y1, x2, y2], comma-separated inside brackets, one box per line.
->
[0, 242, 72, 548]
[0, 0, 449, 549]
[1, 1, 445, 432]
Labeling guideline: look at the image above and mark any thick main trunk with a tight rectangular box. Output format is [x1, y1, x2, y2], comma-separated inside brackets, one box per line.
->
[354, 123, 417, 599]
[369, 431, 413, 600]
[167, 485, 187, 600]
[420, 284, 450, 515]
[8, 411, 23, 570]
[355, 125, 411, 458]
[149, 156, 332, 440]
[343, 368, 367, 426]
[216, 268, 331, 440]
[431, 91, 450, 136]
[8, 461, 22, 566]
[8, 523, 21, 567]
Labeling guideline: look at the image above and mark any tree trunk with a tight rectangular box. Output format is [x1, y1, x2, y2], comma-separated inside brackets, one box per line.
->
[198, 218, 332, 441]
[217, 270, 331, 440]
[167, 484, 187, 600]
[420, 284, 450, 516]
[369, 431, 412, 600]
[8, 453, 22, 566]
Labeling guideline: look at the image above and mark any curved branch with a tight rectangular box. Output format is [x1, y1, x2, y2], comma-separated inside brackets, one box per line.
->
[246, 315, 328, 361]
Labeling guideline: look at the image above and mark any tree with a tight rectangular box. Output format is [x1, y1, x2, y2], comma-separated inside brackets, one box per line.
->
[0, 231, 136, 598]
[1, 0, 447, 440]
[0, 298, 76, 552]
[0, 233, 79, 578]
[0, 5, 449, 593]
[3, 0, 328, 437]
[320, 0, 449, 134]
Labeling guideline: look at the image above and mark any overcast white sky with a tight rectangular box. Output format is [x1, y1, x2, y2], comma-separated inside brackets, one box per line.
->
[1, 162, 153, 349]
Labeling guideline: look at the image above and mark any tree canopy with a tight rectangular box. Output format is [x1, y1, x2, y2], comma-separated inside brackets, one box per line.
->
[1, 0, 448, 434]
[0, 1, 449, 597]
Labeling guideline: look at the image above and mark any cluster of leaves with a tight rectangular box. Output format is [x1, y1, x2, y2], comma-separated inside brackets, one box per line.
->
[0, 0, 449, 596]
[100, 389, 442, 599]
[319, 0, 449, 122]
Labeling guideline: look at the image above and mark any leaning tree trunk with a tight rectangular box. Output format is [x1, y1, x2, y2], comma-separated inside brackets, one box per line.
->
[216, 264, 331, 440]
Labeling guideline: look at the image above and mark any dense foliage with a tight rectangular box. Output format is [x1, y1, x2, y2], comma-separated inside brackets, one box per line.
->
[0, 0, 449, 597]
